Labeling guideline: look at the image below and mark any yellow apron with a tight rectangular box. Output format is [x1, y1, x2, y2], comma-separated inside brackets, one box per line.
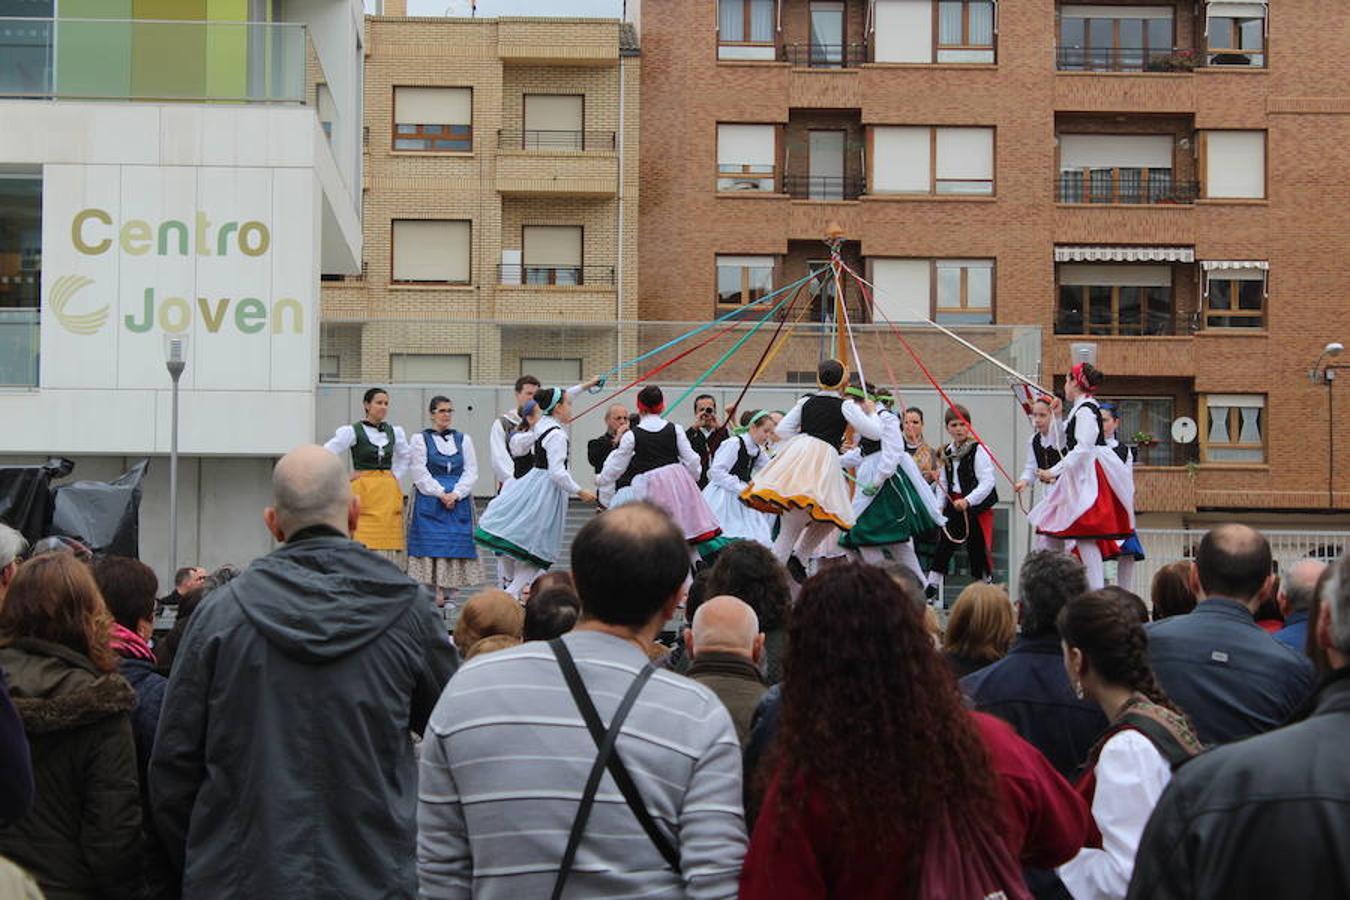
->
[352, 470, 405, 551]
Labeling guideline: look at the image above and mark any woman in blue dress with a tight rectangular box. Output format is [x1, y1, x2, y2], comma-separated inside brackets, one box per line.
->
[474, 387, 597, 598]
[407, 395, 483, 608]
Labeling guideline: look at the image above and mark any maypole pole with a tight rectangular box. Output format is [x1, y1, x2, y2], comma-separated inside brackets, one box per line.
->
[824, 220, 849, 370]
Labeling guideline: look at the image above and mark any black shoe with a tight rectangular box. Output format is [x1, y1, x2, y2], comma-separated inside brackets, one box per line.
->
[925, 584, 938, 602]
[786, 555, 807, 585]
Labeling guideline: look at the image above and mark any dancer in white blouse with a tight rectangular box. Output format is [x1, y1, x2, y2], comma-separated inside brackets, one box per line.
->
[323, 387, 411, 567]
[406, 395, 482, 607]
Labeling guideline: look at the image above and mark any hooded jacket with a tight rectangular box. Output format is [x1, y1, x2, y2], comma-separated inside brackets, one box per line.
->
[0, 639, 142, 900]
[148, 529, 459, 899]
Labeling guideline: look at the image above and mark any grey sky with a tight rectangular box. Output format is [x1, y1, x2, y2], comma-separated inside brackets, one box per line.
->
[371, 0, 625, 16]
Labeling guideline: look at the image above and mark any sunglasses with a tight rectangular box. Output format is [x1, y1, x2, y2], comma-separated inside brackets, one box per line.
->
[696, 406, 715, 414]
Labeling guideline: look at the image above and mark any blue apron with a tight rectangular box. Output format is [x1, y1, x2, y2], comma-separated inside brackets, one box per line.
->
[407, 430, 477, 559]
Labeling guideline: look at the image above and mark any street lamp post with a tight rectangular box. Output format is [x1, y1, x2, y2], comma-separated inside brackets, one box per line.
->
[165, 336, 187, 577]
[1311, 341, 1344, 510]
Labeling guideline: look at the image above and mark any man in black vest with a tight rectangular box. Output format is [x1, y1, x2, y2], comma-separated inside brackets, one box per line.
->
[926, 404, 999, 601]
[686, 394, 729, 489]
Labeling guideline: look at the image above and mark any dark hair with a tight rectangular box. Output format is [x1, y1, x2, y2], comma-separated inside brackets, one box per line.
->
[524, 587, 580, 642]
[362, 387, 388, 406]
[1058, 589, 1187, 718]
[1076, 362, 1105, 389]
[530, 570, 575, 597]
[817, 358, 844, 387]
[775, 564, 998, 849]
[1099, 401, 1118, 421]
[1018, 550, 1088, 639]
[684, 567, 715, 628]
[1255, 573, 1283, 624]
[705, 540, 789, 632]
[0, 554, 118, 673]
[638, 385, 664, 410]
[739, 408, 759, 427]
[694, 393, 715, 407]
[173, 566, 197, 588]
[514, 375, 541, 393]
[904, 406, 924, 422]
[92, 556, 158, 631]
[1150, 561, 1197, 621]
[944, 404, 972, 426]
[428, 395, 451, 413]
[1195, 524, 1272, 601]
[1098, 585, 1150, 625]
[571, 502, 690, 627]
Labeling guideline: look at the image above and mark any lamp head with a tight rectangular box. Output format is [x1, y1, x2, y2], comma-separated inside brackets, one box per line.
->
[1326, 342, 1345, 358]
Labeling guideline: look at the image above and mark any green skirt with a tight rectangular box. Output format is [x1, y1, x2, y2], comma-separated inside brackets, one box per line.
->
[840, 474, 942, 549]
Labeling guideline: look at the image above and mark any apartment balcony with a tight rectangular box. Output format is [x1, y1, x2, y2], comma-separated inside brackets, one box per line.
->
[494, 265, 617, 321]
[495, 130, 618, 197]
[781, 42, 870, 69]
[1056, 46, 1199, 74]
[783, 174, 864, 201]
[1057, 170, 1199, 205]
[1052, 334, 1196, 379]
[1134, 467, 1199, 512]
[496, 19, 620, 66]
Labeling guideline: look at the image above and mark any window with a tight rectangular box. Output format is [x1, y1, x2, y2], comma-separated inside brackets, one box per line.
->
[316, 84, 335, 141]
[521, 357, 582, 385]
[521, 225, 583, 286]
[393, 87, 472, 152]
[1112, 397, 1188, 465]
[1058, 134, 1184, 204]
[1056, 264, 1174, 336]
[718, 0, 776, 60]
[1203, 263, 1267, 329]
[390, 353, 472, 383]
[391, 220, 471, 284]
[809, 2, 846, 67]
[716, 255, 775, 308]
[1058, 5, 1177, 72]
[319, 354, 341, 382]
[718, 123, 777, 192]
[872, 126, 994, 195]
[1203, 130, 1266, 199]
[1207, 3, 1266, 67]
[1202, 394, 1265, 463]
[523, 94, 584, 151]
[0, 175, 40, 388]
[870, 258, 931, 322]
[937, 0, 995, 63]
[935, 259, 994, 324]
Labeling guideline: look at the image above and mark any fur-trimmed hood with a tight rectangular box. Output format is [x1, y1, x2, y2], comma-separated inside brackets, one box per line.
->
[0, 638, 136, 735]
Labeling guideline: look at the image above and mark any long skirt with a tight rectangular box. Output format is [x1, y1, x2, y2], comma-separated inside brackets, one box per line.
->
[702, 482, 774, 548]
[352, 470, 405, 551]
[611, 463, 722, 544]
[473, 468, 567, 569]
[741, 435, 855, 530]
[1028, 448, 1135, 540]
[841, 451, 946, 549]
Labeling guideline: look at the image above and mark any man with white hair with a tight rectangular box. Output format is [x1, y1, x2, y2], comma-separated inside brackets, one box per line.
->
[0, 523, 26, 596]
[1274, 558, 1327, 651]
[1129, 553, 1350, 899]
[150, 444, 458, 898]
[686, 594, 768, 747]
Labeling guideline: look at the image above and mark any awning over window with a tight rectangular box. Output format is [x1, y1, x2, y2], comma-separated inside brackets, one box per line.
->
[1206, 2, 1268, 19]
[1199, 260, 1269, 271]
[1055, 246, 1195, 263]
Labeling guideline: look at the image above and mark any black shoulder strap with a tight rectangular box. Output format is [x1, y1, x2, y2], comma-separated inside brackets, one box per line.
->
[549, 639, 680, 899]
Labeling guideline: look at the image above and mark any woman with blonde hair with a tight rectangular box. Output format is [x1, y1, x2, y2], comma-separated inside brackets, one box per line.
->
[452, 589, 525, 656]
[943, 582, 1016, 678]
[0, 554, 143, 898]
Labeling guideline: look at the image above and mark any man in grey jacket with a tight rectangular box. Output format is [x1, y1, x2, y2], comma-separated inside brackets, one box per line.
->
[149, 445, 459, 898]
[418, 502, 747, 898]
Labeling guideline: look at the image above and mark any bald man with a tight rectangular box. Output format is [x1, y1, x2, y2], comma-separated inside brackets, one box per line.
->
[149, 444, 459, 899]
[686, 595, 767, 747]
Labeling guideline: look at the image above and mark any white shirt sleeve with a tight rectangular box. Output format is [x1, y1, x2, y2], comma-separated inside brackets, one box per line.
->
[508, 428, 538, 458]
[323, 425, 356, 457]
[876, 412, 904, 482]
[842, 398, 882, 441]
[543, 428, 581, 496]
[707, 434, 748, 493]
[487, 418, 512, 485]
[774, 398, 805, 440]
[1058, 730, 1173, 900]
[1050, 405, 1099, 477]
[1021, 434, 1040, 484]
[596, 429, 636, 488]
[964, 445, 996, 507]
[453, 435, 477, 499]
[838, 446, 864, 470]
[391, 426, 411, 483]
[675, 425, 702, 479]
[410, 433, 444, 498]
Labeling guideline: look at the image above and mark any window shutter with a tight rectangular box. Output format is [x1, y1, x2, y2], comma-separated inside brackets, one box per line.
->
[870, 258, 931, 321]
[393, 220, 471, 283]
[394, 87, 471, 125]
[872, 126, 931, 192]
[717, 124, 776, 166]
[1204, 131, 1266, 198]
[522, 226, 583, 266]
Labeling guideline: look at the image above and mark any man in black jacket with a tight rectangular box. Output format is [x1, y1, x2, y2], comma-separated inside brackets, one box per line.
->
[587, 403, 630, 474]
[686, 394, 729, 489]
[1128, 553, 1350, 899]
[149, 445, 459, 899]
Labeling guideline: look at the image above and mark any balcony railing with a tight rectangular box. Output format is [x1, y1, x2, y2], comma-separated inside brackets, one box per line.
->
[0, 17, 311, 102]
[1131, 440, 1199, 468]
[497, 129, 616, 152]
[781, 42, 870, 69]
[783, 174, 865, 201]
[497, 265, 615, 287]
[0, 308, 38, 388]
[1056, 46, 1199, 73]
[1058, 170, 1199, 205]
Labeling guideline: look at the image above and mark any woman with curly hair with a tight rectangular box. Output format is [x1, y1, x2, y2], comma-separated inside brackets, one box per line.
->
[1056, 589, 1203, 899]
[0, 554, 143, 898]
[741, 564, 1089, 899]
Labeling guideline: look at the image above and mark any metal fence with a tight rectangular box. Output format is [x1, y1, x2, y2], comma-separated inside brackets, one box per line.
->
[496, 265, 616, 286]
[1058, 170, 1199, 205]
[1056, 46, 1199, 73]
[496, 129, 616, 152]
[781, 41, 870, 68]
[1133, 529, 1349, 594]
[783, 174, 866, 201]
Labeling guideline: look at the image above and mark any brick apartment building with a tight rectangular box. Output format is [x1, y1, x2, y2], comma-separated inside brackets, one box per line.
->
[638, 0, 1350, 526]
[320, 5, 640, 389]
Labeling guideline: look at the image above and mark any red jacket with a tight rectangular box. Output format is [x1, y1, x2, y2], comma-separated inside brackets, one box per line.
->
[739, 712, 1090, 899]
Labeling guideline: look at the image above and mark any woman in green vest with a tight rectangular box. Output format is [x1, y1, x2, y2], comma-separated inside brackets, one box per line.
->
[323, 387, 411, 566]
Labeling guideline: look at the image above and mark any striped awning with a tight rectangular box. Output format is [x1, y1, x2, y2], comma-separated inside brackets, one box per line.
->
[1199, 260, 1269, 271]
[1054, 246, 1195, 263]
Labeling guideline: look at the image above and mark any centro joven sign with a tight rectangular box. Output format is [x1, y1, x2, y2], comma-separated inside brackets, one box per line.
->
[41, 164, 316, 394]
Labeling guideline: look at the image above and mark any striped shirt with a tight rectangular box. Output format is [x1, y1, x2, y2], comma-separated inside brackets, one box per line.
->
[417, 630, 747, 899]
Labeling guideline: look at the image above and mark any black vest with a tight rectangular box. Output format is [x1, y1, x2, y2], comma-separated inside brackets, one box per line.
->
[1111, 442, 1135, 465]
[728, 436, 761, 483]
[801, 395, 847, 447]
[1065, 401, 1106, 451]
[533, 426, 564, 469]
[617, 422, 679, 489]
[1032, 433, 1063, 470]
[944, 445, 999, 513]
[504, 415, 534, 480]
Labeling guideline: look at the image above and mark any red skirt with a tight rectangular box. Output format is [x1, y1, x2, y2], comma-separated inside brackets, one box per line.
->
[1038, 462, 1133, 540]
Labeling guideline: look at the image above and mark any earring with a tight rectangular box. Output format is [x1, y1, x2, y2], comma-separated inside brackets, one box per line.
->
[1071, 680, 1084, 700]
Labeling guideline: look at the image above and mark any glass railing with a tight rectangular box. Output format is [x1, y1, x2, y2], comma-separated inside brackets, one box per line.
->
[0, 18, 310, 103]
[0, 308, 38, 388]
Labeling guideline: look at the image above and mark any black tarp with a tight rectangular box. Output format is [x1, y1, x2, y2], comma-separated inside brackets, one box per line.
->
[0, 458, 73, 544]
[49, 460, 149, 558]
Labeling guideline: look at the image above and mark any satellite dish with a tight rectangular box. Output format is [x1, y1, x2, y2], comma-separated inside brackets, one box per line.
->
[1171, 416, 1198, 444]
